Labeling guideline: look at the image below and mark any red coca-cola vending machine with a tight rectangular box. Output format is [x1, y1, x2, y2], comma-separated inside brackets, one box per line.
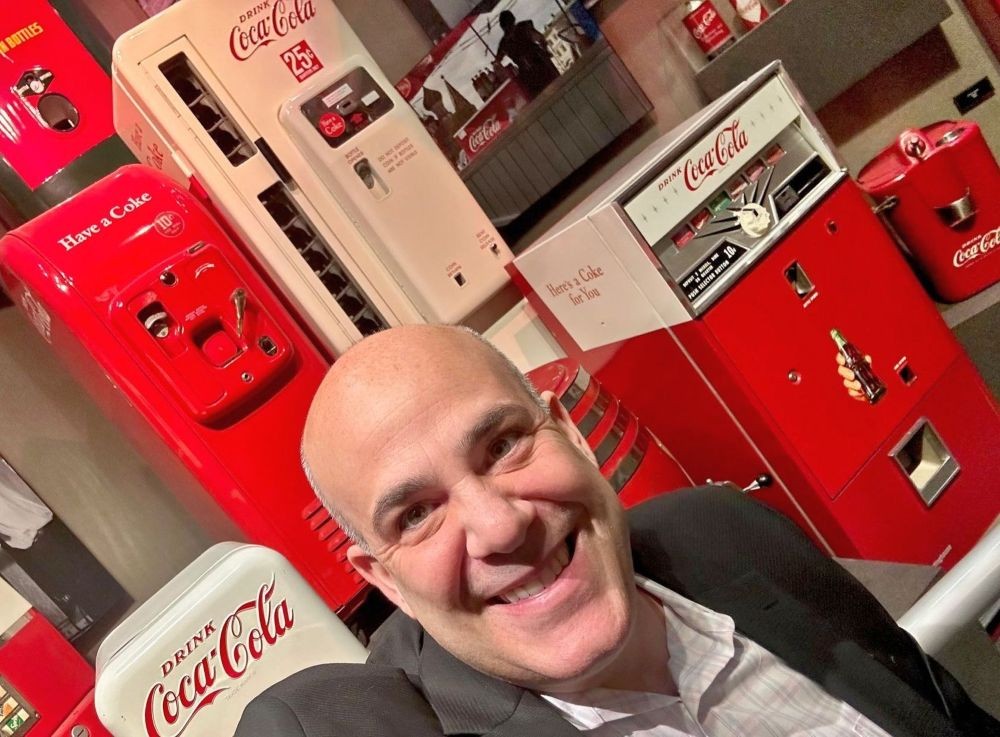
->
[0, 0, 133, 220]
[511, 62, 1000, 568]
[0, 165, 371, 618]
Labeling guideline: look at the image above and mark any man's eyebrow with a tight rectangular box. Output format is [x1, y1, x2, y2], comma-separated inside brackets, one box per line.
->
[371, 477, 432, 536]
[459, 402, 536, 454]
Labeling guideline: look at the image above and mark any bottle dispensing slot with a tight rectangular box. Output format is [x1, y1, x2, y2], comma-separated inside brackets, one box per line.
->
[890, 419, 959, 506]
[160, 53, 256, 166]
[257, 183, 388, 337]
[784, 262, 814, 298]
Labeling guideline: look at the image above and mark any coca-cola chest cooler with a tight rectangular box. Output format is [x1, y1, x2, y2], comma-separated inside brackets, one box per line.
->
[510, 62, 1000, 568]
[858, 120, 1000, 303]
[95, 543, 366, 737]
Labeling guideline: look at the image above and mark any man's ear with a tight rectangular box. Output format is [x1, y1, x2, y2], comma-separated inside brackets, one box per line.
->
[540, 389, 598, 466]
[346, 544, 414, 617]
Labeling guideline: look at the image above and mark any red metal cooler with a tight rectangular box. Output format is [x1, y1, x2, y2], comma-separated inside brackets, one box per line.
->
[0, 165, 366, 615]
[858, 121, 1000, 303]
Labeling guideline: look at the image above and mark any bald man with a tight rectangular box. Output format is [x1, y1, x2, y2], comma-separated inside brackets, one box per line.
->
[237, 326, 997, 737]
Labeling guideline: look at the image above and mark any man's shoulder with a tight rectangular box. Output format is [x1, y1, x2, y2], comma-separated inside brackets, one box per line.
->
[627, 486, 837, 597]
[234, 662, 442, 737]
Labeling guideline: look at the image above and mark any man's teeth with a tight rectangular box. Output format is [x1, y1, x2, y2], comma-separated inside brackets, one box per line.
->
[499, 544, 570, 604]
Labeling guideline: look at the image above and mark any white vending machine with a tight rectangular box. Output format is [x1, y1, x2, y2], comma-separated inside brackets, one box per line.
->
[112, 0, 513, 355]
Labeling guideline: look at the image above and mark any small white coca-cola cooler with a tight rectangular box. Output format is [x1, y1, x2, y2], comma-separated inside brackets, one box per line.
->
[94, 543, 367, 737]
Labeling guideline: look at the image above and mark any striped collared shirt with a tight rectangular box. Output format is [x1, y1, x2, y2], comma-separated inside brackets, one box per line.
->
[540, 575, 895, 736]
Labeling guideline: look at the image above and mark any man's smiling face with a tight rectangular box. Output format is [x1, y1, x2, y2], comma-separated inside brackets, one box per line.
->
[303, 327, 637, 691]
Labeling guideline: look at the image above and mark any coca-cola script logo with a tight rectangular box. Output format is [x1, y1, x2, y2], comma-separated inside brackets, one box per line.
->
[953, 225, 1000, 268]
[143, 579, 295, 737]
[683, 119, 749, 192]
[468, 116, 503, 154]
[690, 7, 718, 40]
[229, 0, 317, 61]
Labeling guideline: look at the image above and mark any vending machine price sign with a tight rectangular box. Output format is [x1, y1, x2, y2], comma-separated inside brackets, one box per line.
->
[0, 678, 38, 737]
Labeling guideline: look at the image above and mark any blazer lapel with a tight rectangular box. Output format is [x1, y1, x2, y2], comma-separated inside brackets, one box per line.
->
[696, 571, 963, 737]
[417, 635, 579, 737]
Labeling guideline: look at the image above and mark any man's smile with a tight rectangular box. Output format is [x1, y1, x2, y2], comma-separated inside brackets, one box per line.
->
[490, 533, 578, 606]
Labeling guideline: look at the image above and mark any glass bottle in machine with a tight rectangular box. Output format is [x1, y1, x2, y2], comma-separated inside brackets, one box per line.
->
[682, 0, 736, 60]
[831, 329, 887, 404]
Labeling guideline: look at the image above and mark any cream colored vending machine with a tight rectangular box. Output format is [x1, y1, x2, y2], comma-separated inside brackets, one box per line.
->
[113, 0, 513, 354]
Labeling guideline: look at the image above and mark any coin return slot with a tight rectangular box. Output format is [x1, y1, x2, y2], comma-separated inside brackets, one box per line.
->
[258, 183, 388, 337]
[891, 419, 959, 506]
[898, 365, 916, 385]
[454, 272, 466, 287]
[258, 335, 278, 356]
[784, 262, 814, 298]
[160, 53, 256, 166]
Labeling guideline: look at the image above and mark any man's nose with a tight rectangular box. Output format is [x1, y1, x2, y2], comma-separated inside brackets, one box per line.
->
[458, 483, 536, 560]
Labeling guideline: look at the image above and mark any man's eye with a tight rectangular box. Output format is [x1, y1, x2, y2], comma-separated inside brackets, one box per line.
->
[487, 433, 519, 461]
[401, 503, 433, 531]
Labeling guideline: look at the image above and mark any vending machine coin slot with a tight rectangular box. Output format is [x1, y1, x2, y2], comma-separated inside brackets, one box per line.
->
[890, 419, 959, 506]
[159, 53, 256, 166]
[257, 182, 388, 336]
[299, 68, 394, 149]
[254, 137, 293, 185]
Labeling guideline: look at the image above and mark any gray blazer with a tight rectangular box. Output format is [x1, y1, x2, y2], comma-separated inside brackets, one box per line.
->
[236, 487, 1000, 737]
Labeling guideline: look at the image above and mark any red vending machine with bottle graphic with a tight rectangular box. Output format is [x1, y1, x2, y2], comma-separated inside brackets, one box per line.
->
[0, 0, 133, 220]
[0, 165, 370, 617]
[511, 62, 1000, 568]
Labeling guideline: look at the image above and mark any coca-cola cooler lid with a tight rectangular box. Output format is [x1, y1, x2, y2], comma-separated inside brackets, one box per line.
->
[95, 543, 367, 737]
[856, 120, 973, 192]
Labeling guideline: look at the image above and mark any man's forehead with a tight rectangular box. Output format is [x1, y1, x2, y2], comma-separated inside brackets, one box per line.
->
[303, 327, 535, 485]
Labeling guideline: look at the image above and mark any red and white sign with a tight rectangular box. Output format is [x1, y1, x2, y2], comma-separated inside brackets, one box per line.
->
[953, 225, 1000, 269]
[153, 211, 185, 237]
[280, 40, 322, 82]
[682, 1, 734, 56]
[318, 112, 345, 138]
[455, 80, 529, 168]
